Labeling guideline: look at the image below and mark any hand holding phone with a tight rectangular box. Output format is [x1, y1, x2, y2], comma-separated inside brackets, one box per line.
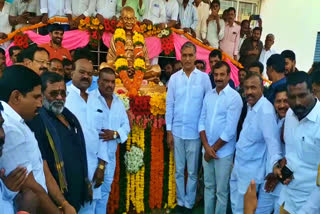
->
[278, 165, 293, 185]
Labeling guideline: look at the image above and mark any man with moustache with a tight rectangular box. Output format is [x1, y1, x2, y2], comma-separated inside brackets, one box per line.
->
[199, 61, 242, 214]
[89, 68, 130, 214]
[239, 27, 263, 69]
[27, 71, 90, 213]
[230, 72, 282, 214]
[274, 72, 320, 214]
[40, 24, 72, 61]
[65, 49, 108, 213]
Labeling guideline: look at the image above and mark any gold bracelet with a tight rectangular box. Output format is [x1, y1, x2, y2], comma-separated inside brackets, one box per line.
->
[59, 200, 68, 209]
[98, 164, 105, 170]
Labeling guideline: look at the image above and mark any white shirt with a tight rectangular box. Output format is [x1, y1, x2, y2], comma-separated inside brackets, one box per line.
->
[166, 68, 211, 139]
[198, 84, 243, 158]
[298, 186, 320, 214]
[206, 18, 225, 48]
[71, 0, 95, 17]
[95, 0, 117, 18]
[280, 101, 320, 214]
[40, 0, 72, 17]
[178, 1, 198, 31]
[0, 1, 12, 50]
[233, 96, 282, 194]
[0, 101, 47, 192]
[88, 90, 130, 161]
[0, 180, 15, 214]
[65, 84, 106, 199]
[143, 0, 166, 25]
[164, 0, 179, 22]
[195, 1, 209, 40]
[259, 47, 277, 79]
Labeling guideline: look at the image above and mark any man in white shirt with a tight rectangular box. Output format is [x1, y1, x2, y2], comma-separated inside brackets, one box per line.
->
[68, 0, 96, 29]
[193, 0, 209, 40]
[178, 0, 198, 37]
[0, 65, 62, 213]
[0, 0, 12, 49]
[65, 50, 108, 214]
[259, 34, 277, 79]
[164, 0, 179, 28]
[203, 0, 224, 48]
[143, 0, 166, 26]
[91, 68, 130, 214]
[40, 0, 72, 25]
[95, 0, 117, 24]
[274, 71, 320, 214]
[199, 61, 242, 214]
[230, 72, 282, 214]
[166, 42, 211, 212]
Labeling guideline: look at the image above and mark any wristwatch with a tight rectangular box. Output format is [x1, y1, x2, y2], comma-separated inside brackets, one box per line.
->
[113, 131, 118, 139]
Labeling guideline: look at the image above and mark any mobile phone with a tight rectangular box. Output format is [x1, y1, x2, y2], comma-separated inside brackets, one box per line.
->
[278, 165, 293, 184]
[252, 15, 260, 20]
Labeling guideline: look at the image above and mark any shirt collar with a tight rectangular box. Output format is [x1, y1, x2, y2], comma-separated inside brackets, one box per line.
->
[305, 99, 320, 123]
[248, 96, 264, 112]
[0, 101, 24, 123]
[95, 89, 118, 103]
[181, 68, 200, 76]
[69, 83, 89, 95]
[213, 83, 231, 95]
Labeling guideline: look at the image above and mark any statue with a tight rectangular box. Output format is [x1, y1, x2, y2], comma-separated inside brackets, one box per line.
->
[106, 6, 161, 83]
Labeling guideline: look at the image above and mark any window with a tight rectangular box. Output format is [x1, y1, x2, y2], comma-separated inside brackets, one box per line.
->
[219, 0, 261, 21]
[314, 32, 320, 62]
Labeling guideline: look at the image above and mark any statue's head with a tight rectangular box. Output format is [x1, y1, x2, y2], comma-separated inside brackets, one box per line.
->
[120, 6, 137, 31]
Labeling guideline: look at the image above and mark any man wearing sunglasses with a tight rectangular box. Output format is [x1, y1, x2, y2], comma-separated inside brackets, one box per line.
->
[27, 71, 90, 213]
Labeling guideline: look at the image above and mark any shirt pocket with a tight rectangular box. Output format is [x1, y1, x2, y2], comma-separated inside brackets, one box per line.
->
[229, 31, 237, 42]
[151, 4, 161, 18]
[191, 85, 204, 100]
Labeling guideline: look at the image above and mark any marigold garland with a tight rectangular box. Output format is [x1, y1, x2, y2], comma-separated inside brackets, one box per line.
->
[168, 150, 177, 209]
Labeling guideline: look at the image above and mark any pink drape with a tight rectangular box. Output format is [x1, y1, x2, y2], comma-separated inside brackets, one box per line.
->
[102, 32, 162, 59]
[173, 33, 239, 87]
[5, 30, 90, 66]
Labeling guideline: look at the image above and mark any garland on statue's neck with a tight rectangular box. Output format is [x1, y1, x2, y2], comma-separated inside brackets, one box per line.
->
[114, 22, 146, 97]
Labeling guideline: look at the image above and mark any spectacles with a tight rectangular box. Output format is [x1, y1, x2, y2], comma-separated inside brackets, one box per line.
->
[49, 90, 67, 98]
[34, 59, 49, 66]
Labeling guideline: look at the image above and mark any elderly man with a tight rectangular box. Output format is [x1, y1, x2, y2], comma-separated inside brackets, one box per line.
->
[274, 72, 320, 214]
[117, 0, 144, 21]
[230, 72, 282, 214]
[0, 65, 65, 213]
[259, 34, 277, 79]
[27, 71, 91, 213]
[65, 49, 108, 213]
[166, 42, 211, 212]
[39, 24, 72, 61]
[91, 68, 130, 214]
[199, 61, 242, 214]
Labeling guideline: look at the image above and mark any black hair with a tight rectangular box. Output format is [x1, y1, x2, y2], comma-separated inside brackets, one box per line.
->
[274, 84, 287, 96]
[311, 70, 320, 85]
[195, 60, 206, 69]
[16, 45, 49, 62]
[73, 47, 93, 62]
[49, 23, 65, 33]
[40, 71, 65, 92]
[228, 7, 236, 13]
[248, 61, 264, 75]
[9, 46, 22, 57]
[238, 68, 248, 75]
[49, 58, 63, 65]
[0, 48, 5, 56]
[99, 67, 116, 78]
[211, 0, 220, 7]
[0, 65, 41, 102]
[244, 72, 263, 87]
[62, 58, 72, 67]
[253, 27, 262, 34]
[286, 71, 312, 91]
[213, 61, 231, 74]
[266, 54, 285, 73]
[209, 49, 222, 61]
[241, 20, 249, 26]
[281, 50, 296, 61]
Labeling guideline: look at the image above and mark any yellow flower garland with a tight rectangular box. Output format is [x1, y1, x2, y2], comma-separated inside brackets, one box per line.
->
[149, 92, 166, 115]
[168, 150, 177, 209]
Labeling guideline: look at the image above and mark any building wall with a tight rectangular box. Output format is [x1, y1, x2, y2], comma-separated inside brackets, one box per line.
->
[260, 0, 320, 71]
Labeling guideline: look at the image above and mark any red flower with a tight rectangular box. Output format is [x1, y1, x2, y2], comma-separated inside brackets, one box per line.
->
[117, 89, 125, 94]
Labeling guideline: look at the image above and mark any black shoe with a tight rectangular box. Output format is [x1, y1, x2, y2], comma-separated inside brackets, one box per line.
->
[184, 207, 193, 214]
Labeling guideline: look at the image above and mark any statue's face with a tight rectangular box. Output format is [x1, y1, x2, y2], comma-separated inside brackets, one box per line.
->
[121, 10, 136, 31]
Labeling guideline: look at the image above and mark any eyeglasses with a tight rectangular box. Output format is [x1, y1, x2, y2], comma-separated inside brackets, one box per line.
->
[34, 59, 50, 66]
[49, 90, 67, 98]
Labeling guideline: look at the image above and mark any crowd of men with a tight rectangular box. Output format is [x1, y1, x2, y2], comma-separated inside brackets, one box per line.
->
[0, 0, 320, 214]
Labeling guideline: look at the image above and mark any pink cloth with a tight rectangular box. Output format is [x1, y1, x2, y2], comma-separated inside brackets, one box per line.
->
[219, 22, 241, 57]
[173, 33, 239, 87]
[102, 32, 162, 60]
[5, 30, 90, 66]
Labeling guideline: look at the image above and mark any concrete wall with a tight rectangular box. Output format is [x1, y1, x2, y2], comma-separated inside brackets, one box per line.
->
[260, 0, 320, 71]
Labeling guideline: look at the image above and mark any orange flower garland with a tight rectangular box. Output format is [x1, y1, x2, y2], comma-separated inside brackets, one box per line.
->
[149, 127, 164, 209]
[107, 146, 120, 213]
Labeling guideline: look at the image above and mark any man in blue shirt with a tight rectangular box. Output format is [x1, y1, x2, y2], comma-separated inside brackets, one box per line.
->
[166, 42, 211, 212]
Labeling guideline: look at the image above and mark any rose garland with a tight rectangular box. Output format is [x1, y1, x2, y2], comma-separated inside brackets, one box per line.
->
[13, 33, 30, 49]
[114, 23, 146, 96]
[159, 29, 175, 56]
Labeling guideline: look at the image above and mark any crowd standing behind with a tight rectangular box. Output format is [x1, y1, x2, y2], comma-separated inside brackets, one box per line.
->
[0, 0, 320, 214]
